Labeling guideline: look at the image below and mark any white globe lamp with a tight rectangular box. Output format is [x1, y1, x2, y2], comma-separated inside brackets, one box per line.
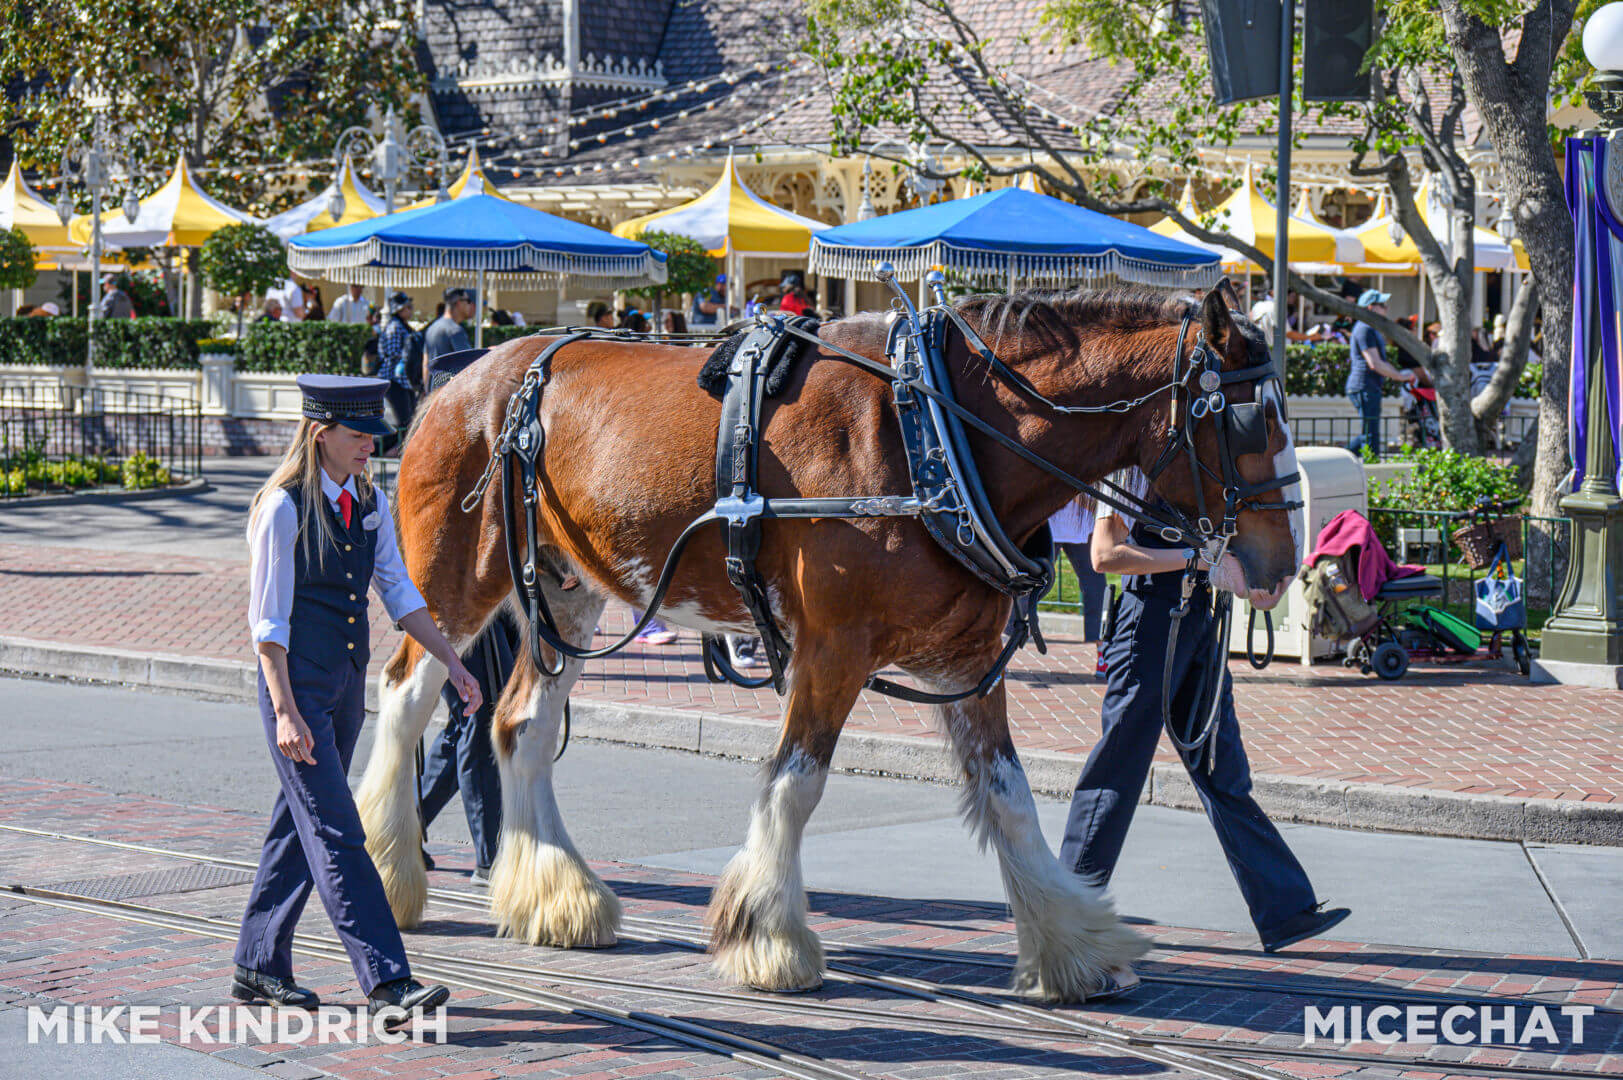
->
[1584, 3, 1623, 76]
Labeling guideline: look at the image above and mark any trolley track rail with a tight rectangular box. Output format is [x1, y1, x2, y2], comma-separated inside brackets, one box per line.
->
[2, 823, 1616, 1080]
[2, 883, 1610, 1080]
[6, 820, 1618, 1019]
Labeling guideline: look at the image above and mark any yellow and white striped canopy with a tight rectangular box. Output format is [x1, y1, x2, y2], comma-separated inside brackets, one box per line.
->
[1150, 166, 1362, 271]
[265, 154, 386, 238]
[1352, 183, 1529, 274]
[1, 162, 74, 258]
[69, 153, 255, 248]
[612, 151, 826, 257]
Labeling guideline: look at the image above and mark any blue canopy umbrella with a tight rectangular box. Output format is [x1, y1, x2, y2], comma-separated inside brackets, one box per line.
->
[808, 187, 1221, 290]
[288, 188, 667, 344]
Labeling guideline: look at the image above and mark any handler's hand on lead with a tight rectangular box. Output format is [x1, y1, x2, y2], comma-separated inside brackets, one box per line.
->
[448, 660, 484, 713]
[276, 709, 316, 765]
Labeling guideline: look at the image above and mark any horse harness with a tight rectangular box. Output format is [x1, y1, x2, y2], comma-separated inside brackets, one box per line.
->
[464, 273, 1300, 735]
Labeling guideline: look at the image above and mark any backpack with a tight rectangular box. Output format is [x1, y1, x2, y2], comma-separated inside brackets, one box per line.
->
[1301, 553, 1380, 641]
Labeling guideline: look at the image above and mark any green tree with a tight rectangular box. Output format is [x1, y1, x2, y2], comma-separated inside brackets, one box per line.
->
[623, 230, 718, 326]
[805, 0, 1576, 497]
[200, 223, 288, 335]
[0, 227, 38, 296]
[0, 0, 426, 215]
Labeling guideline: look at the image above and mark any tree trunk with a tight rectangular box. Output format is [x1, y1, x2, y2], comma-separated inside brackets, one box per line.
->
[1438, 0, 1575, 520]
[1426, 269, 1481, 453]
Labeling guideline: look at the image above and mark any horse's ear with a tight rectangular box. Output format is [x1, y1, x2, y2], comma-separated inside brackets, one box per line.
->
[1214, 278, 1242, 311]
[1201, 285, 1233, 351]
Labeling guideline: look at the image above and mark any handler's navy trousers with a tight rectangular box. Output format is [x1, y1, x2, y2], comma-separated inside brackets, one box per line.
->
[235, 656, 410, 993]
[420, 615, 519, 870]
[1058, 571, 1317, 938]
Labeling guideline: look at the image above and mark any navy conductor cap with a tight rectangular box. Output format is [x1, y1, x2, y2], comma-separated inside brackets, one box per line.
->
[296, 374, 394, 436]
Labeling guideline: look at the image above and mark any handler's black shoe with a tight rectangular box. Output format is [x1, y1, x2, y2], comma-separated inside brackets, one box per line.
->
[1260, 905, 1351, 953]
[231, 965, 320, 1009]
[368, 977, 450, 1026]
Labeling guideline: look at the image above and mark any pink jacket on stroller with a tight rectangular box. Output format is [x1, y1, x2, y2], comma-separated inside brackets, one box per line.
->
[1303, 509, 1423, 602]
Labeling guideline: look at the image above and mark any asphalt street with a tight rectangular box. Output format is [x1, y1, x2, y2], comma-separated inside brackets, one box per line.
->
[1, 676, 1618, 961]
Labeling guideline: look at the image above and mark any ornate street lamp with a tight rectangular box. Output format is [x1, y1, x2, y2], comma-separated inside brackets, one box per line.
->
[856, 158, 877, 222]
[1535, 3, 1623, 686]
[334, 107, 449, 214]
[55, 107, 142, 385]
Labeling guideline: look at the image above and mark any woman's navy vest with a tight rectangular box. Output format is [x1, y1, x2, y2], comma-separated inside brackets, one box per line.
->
[286, 484, 378, 671]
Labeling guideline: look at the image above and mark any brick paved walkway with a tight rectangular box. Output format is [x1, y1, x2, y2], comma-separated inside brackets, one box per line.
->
[3, 540, 1621, 806]
[2, 777, 1620, 1080]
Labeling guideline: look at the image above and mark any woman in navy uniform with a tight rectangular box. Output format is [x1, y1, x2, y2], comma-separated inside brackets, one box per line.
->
[1059, 469, 1350, 955]
[234, 374, 482, 1017]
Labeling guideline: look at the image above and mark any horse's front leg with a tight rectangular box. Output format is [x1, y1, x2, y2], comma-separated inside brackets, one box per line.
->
[925, 663, 1148, 1002]
[707, 633, 868, 993]
[489, 588, 620, 947]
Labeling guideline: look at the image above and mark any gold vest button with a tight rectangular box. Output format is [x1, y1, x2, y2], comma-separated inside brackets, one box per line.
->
[347, 616, 356, 624]
[349, 594, 357, 601]
[345, 572, 353, 579]
[345, 544, 352, 552]
[347, 642, 355, 650]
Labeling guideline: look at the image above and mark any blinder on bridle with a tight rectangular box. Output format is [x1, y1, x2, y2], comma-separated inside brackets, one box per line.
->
[1146, 311, 1300, 558]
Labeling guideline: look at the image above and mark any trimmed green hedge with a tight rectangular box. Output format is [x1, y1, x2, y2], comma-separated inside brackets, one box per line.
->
[0, 317, 88, 367]
[92, 319, 215, 369]
[238, 321, 373, 374]
[0, 317, 212, 369]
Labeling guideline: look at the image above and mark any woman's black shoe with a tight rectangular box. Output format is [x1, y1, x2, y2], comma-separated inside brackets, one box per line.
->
[231, 965, 320, 1009]
[1260, 905, 1351, 953]
[367, 977, 450, 1026]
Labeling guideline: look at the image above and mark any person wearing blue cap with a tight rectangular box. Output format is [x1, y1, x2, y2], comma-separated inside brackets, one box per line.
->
[235, 374, 481, 1023]
[1345, 289, 1417, 459]
[690, 273, 727, 326]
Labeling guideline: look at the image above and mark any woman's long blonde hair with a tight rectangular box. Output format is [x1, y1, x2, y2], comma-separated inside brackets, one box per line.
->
[249, 418, 374, 568]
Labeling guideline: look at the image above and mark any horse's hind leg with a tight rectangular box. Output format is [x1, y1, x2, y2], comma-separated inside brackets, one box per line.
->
[930, 673, 1148, 1002]
[707, 634, 866, 992]
[355, 635, 448, 929]
[489, 586, 620, 947]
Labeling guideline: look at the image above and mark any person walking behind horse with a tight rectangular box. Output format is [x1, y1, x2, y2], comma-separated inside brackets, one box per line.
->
[1345, 289, 1416, 460]
[236, 374, 481, 1019]
[413, 347, 521, 883]
[1059, 469, 1350, 954]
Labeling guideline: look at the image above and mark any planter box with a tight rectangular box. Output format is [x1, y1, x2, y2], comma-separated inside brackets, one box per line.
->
[0, 363, 86, 408]
[231, 370, 305, 420]
[88, 367, 202, 409]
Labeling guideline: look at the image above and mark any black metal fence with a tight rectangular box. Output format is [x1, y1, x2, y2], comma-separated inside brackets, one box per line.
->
[0, 380, 201, 500]
[1291, 413, 1537, 457]
[1367, 507, 1571, 613]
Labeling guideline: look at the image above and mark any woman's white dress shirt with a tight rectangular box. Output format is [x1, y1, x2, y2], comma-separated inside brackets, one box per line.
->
[247, 471, 426, 649]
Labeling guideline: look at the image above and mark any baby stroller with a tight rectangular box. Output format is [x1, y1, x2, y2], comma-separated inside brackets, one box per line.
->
[1458, 497, 1532, 676]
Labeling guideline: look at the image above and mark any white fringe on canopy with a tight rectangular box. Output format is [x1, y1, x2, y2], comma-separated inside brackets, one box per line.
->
[288, 238, 667, 286]
[312, 266, 659, 292]
[808, 240, 1222, 290]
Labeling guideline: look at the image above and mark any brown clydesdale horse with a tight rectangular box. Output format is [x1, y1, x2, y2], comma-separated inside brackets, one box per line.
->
[353, 281, 1301, 1002]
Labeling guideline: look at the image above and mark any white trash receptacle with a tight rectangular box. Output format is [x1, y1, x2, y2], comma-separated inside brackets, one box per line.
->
[1228, 446, 1367, 664]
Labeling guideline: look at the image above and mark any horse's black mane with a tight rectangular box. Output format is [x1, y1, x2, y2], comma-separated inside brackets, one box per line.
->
[696, 285, 1257, 397]
[958, 287, 1198, 353]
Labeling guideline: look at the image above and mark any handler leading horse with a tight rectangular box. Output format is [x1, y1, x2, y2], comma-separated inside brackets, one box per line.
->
[353, 282, 1300, 1002]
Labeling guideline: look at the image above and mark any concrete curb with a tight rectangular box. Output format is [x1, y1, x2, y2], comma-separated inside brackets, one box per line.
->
[0, 477, 210, 508]
[3, 633, 1618, 847]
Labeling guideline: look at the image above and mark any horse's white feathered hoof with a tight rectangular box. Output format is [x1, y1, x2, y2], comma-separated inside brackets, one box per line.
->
[489, 835, 621, 948]
[1010, 916, 1148, 1003]
[711, 926, 825, 993]
[355, 781, 428, 929]
[706, 854, 825, 993]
